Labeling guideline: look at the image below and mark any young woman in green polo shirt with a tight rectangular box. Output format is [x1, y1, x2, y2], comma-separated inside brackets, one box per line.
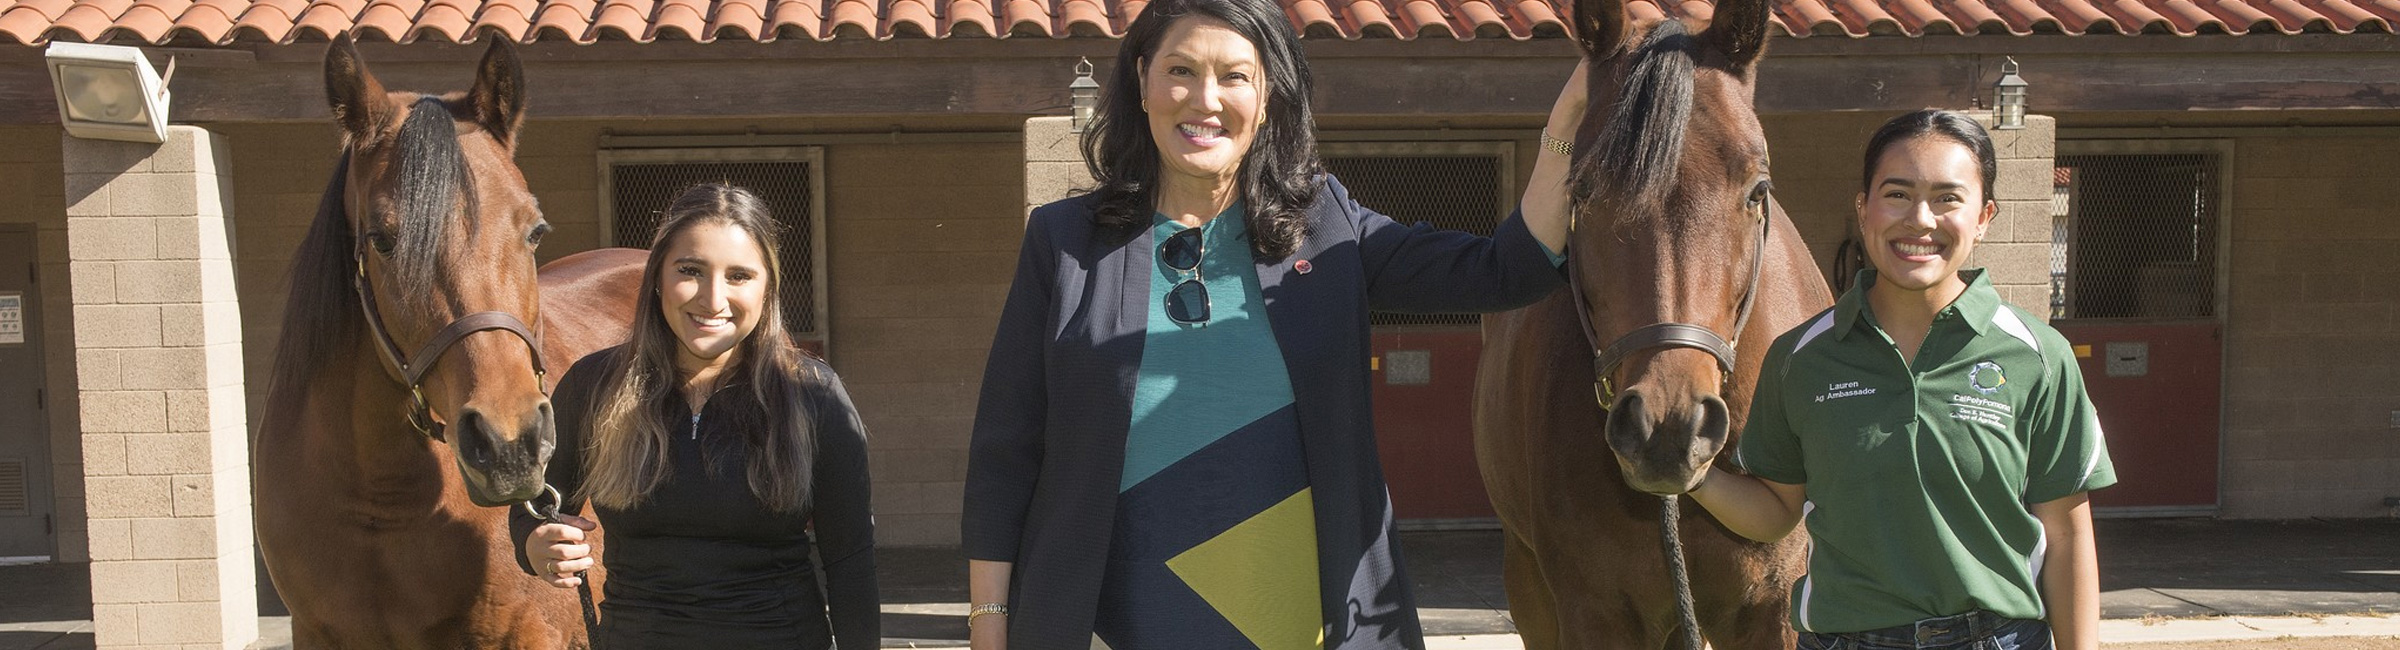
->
[1687, 109, 2116, 650]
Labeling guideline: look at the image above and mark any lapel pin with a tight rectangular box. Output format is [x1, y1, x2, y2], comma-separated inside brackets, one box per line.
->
[1295, 259, 1313, 275]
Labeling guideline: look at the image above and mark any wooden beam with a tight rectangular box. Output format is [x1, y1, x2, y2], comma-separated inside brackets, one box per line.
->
[1754, 51, 2400, 113]
[1, 41, 2397, 125]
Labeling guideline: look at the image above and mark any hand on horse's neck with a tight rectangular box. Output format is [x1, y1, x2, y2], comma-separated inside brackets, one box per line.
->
[1867, 277, 1969, 366]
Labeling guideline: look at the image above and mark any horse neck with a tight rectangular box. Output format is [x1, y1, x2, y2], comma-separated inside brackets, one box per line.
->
[1741, 206, 1837, 362]
[331, 336, 470, 517]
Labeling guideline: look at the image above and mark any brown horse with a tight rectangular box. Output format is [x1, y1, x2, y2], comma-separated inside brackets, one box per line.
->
[1472, 0, 1833, 645]
[253, 33, 642, 648]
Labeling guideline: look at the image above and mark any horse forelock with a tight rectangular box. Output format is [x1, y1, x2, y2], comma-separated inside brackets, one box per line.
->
[391, 96, 476, 310]
[1574, 19, 1697, 231]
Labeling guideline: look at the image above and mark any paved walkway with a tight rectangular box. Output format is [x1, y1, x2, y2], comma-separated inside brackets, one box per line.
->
[0, 518, 2393, 649]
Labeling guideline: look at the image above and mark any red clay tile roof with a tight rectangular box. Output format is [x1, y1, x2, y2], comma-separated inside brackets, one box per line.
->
[4, 0, 2393, 44]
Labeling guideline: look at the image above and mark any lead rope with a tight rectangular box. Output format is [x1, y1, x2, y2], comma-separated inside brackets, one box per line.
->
[1661, 495, 1702, 650]
[527, 485, 602, 650]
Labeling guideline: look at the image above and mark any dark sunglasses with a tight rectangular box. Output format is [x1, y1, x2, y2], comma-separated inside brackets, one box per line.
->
[1160, 228, 1210, 324]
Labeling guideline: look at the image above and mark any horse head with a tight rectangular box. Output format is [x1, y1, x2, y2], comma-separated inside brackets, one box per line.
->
[1566, 0, 1777, 496]
[323, 33, 554, 506]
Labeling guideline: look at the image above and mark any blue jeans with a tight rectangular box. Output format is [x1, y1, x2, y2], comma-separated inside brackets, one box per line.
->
[1798, 610, 2053, 650]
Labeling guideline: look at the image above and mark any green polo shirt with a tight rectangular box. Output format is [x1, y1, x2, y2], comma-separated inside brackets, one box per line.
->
[1736, 269, 2116, 633]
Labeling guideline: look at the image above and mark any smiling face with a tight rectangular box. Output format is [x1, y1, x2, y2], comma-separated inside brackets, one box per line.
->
[1142, 16, 1268, 196]
[1856, 134, 1997, 296]
[655, 221, 771, 375]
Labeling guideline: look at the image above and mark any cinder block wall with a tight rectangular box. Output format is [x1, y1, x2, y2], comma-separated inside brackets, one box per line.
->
[212, 117, 1024, 547]
[0, 125, 81, 562]
[2216, 131, 2400, 518]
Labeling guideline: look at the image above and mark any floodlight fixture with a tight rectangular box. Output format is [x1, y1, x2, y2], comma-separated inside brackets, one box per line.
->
[45, 41, 175, 144]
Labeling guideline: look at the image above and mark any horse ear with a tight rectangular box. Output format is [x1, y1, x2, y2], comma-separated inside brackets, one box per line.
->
[324, 32, 391, 140]
[1575, 0, 1632, 60]
[1701, 0, 1772, 68]
[469, 35, 527, 149]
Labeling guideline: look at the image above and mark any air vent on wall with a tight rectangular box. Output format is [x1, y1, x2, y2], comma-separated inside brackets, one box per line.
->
[0, 459, 28, 516]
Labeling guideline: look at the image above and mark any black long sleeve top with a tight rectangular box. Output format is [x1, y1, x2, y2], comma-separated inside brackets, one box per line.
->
[512, 346, 879, 649]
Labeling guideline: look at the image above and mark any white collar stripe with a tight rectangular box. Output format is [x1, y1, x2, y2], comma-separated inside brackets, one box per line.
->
[1792, 311, 1837, 354]
[1990, 307, 2044, 362]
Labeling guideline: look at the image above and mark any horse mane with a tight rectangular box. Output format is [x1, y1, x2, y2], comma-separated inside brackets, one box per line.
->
[261, 96, 471, 417]
[1574, 19, 1697, 227]
[262, 152, 364, 419]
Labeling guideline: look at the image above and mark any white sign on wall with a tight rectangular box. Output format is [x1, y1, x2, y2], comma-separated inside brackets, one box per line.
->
[0, 292, 21, 345]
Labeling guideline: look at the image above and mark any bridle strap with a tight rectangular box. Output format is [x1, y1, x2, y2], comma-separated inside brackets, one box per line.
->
[398, 311, 548, 388]
[1568, 198, 1774, 406]
[1593, 323, 1734, 380]
[353, 249, 415, 388]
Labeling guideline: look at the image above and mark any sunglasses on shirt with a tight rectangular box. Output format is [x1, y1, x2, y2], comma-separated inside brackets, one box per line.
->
[1160, 228, 1210, 324]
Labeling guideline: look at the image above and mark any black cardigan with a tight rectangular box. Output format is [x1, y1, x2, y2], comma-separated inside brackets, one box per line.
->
[963, 175, 1564, 649]
[512, 346, 879, 649]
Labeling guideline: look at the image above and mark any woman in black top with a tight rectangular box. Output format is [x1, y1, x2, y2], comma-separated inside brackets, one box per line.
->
[515, 182, 878, 648]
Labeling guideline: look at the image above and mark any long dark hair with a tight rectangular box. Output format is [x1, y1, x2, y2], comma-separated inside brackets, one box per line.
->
[585, 183, 819, 513]
[1080, 0, 1320, 259]
[1860, 109, 1998, 201]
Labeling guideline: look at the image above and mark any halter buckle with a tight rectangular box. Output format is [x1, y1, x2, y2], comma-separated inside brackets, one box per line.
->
[406, 385, 444, 441]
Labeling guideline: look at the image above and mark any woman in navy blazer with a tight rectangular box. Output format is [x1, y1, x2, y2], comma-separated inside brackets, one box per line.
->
[962, 0, 1587, 645]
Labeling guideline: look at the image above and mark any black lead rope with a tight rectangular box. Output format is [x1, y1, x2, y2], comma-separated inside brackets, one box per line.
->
[1660, 495, 1703, 650]
[527, 486, 603, 650]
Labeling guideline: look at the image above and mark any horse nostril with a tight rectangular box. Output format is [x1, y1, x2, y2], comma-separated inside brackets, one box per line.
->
[455, 408, 496, 469]
[526, 399, 556, 463]
[1605, 389, 1651, 451]
[1696, 394, 1731, 445]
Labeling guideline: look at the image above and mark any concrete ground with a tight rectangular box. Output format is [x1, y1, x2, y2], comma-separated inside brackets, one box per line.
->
[0, 517, 2393, 649]
[2111, 639, 2400, 650]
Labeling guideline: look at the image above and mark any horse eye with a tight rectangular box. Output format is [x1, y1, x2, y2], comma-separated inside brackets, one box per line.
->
[365, 231, 395, 255]
[1747, 180, 1772, 208]
[528, 222, 551, 247]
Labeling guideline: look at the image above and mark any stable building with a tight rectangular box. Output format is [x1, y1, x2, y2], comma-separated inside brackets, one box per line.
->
[0, 0, 2397, 645]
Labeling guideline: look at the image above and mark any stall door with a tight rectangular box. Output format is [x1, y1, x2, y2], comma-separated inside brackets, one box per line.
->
[2049, 144, 2227, 514]
[1324, 141, 1515, 525]
[0, 227, 53, 558]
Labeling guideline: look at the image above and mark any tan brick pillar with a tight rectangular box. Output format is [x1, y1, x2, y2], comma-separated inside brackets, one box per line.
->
[1025, 116, 1096, 218]
[1975, 112, 2061, 320]
[62, 126, 258, 650]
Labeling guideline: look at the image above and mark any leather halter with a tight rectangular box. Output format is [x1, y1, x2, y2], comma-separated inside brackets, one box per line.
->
[1566, 200, 1772, 409]
[347, 158, 549, 442]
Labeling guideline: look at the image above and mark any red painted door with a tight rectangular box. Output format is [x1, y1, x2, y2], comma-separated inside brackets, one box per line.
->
[2051, 321, 2221, 511]
[1369, 327, 1496, 522]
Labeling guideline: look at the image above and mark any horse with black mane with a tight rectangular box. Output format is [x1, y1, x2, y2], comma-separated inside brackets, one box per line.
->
[1474, 0, 1833, 645]
[253, 33, 643, 648]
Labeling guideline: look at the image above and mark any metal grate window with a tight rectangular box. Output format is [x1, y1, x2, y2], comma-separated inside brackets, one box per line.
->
[0, 459, 26, 516]
[2052, 147, 2225, 320]
[601, 148, 830, 341]
[1321, 141, 1516, 327]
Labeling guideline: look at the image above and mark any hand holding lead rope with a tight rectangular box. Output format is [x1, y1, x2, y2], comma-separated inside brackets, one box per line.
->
[524, 484, 605, 648]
